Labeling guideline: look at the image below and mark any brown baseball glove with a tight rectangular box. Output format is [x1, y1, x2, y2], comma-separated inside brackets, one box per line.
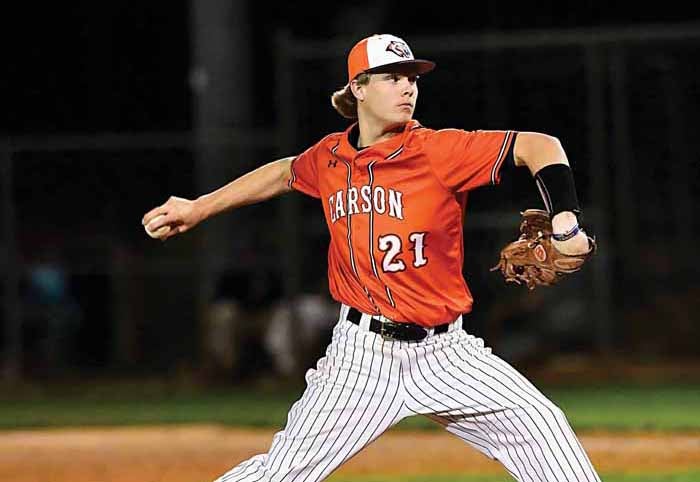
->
[490, 209, 596, 290]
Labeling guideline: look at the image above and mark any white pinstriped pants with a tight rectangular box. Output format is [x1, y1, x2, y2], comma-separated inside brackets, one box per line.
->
[215, 305, 601, 482]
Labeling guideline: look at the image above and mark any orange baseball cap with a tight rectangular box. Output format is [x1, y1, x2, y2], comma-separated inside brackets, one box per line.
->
[347, 34, 436, 83]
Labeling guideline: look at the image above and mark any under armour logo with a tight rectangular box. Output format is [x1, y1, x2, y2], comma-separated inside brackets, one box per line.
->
[385, 41, 411, 59]
[328, 159, 338, 168]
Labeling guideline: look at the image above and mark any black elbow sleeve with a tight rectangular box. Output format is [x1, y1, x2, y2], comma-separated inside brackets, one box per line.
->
[533, 164, 581, 217]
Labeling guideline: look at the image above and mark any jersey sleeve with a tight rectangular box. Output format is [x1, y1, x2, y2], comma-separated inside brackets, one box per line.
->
[427, 129, 517, 193]
[288, 140, 324, 199]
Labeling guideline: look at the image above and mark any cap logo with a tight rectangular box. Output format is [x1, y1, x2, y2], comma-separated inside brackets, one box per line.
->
[385, 40, 411, 59]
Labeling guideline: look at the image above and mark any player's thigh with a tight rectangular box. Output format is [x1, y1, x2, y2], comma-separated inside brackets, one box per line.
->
[412, 337, 596, 482]
[403, 331, 562, 416]
[264, 321, 404, 482]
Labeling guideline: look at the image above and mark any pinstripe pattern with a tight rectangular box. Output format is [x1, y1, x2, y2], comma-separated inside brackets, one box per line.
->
[338, 154, 380, 311]
[367, 161, 397, 308]
[475, 350, 598, 479]
[377, 148, 402, 305]
[213, 307, 600, 482]
[402, 342, 528, 480]
[214, 317, 405, 482]
[401, 330, 600, 482]
[341, 160, 359, 277]
[367, 161, 380, 278]
[384, 286, 396, 307]
[424, 344, 547, 481]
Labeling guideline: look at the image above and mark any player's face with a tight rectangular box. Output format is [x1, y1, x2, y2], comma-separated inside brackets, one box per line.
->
[362, 72, 418, 126]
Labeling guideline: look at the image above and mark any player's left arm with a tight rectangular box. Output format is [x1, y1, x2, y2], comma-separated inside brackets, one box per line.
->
[512, 132, 567, 173]
[511, 132, 591, 255]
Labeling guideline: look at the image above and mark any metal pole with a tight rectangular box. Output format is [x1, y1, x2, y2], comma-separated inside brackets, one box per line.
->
[585, 46, 614, 353]
[1, 142, 21, 382]
[191, 0, 254, 365]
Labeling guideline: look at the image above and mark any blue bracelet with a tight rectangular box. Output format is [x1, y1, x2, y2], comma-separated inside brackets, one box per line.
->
[552, 223, 580, 242]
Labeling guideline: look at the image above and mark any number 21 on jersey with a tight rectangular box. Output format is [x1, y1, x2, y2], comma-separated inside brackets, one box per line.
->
[378, 232, 428, 273]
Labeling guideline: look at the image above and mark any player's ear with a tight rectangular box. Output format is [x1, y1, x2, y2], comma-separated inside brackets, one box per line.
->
[350, 79, 365, 102]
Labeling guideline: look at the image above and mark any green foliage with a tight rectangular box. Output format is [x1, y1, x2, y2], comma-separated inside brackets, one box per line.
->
[0, 383, 698, 431]
[544, 385, 700, 431]
[0, 390, 301, 430]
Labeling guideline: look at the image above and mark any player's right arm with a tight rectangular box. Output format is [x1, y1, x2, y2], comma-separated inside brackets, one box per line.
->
[142, 157, 294, 240]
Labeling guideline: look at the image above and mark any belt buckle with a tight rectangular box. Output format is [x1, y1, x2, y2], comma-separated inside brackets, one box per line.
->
[379, 320, 399, 340]
[379, 318, 426, 342]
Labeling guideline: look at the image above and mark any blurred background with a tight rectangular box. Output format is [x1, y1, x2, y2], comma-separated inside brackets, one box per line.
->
[3, 1, 700, 387]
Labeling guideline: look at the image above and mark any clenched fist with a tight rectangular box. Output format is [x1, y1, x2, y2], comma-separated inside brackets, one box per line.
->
[142, 196, 203, 241]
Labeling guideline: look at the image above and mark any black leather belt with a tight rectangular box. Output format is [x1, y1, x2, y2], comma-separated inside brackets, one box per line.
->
[346, 307, 450, 341]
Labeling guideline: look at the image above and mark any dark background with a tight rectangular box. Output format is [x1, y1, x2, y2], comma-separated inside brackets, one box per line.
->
[8, 2, 700, 133]
[3, 2, 700, 384]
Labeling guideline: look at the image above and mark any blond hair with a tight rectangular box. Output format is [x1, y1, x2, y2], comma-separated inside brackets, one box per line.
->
[331, 73, 371, 119]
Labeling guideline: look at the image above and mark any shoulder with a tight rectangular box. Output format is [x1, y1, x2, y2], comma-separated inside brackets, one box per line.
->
[310, 131, 343, 149]
[414, 127, 472, 141]
[420, 128, 517, 147]
[406, 127, 473, 151]
[405, 125, 434, 145]
[320, 131, 344, 146]
[432, 128, 473, 139]
[299, 131, 344, 158]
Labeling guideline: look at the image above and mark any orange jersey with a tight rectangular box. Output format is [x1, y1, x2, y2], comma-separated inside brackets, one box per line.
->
[289, 120, 516, 326]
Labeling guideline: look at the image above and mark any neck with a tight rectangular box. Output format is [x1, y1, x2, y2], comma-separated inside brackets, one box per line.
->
[357, 116, 406, 148]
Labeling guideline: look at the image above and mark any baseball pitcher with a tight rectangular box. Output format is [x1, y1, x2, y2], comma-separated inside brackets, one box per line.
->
[143, 34, 599, 482]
